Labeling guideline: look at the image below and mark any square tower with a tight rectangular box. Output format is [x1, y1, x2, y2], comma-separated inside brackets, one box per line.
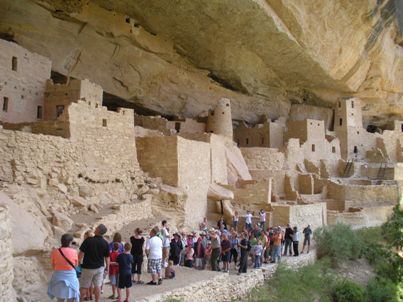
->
[0, 40, 51, 123]
[44, 79, 103, 120]
[334, 98, 363, 131]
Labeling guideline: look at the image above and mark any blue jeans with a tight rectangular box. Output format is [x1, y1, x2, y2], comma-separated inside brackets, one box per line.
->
[254, 255, 262, 268]
[245, 223, 252, 230]
[273, 245, 281, 263]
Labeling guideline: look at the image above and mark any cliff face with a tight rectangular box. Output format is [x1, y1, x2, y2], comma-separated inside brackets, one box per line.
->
[0, 0, 402, 125]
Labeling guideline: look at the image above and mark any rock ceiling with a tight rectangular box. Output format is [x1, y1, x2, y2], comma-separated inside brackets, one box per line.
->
[0, 0, 403, 125]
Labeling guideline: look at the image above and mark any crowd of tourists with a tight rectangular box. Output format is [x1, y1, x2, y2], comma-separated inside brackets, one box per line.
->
[47, 210, 313, 302]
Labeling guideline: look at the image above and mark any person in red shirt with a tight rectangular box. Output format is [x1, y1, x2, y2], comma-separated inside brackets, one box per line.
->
[108, 242, 120, 300]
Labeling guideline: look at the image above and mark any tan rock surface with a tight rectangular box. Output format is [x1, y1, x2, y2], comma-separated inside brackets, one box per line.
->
[1, 1, 402, 124]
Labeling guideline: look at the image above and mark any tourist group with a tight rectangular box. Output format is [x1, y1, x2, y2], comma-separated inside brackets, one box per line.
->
[47, 210, 313, 302]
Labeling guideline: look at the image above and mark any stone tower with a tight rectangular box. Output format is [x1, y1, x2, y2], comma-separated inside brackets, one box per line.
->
[206, 98, 233, 139]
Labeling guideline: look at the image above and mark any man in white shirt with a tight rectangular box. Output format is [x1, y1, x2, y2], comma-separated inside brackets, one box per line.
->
[245, 211, 253, 230]
[146, 227, 163, 285]
[259, 209, 266, 230]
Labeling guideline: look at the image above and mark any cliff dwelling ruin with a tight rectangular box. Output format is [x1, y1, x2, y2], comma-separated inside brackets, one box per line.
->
[0, 0, 402, 301]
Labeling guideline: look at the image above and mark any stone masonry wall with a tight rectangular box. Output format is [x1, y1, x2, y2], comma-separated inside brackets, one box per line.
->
[0, 39, 51, 123]
[0, 205, 16, 301]
[141, 251, 316, 302]
[0, 101, 142, 195]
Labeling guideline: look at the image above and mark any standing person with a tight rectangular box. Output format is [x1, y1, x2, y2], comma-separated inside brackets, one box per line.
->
[160, 220, 171, 271]
[204, 241, 212, 270]
[48, 233, 80, 302]
[145, 227, 163, 285]
[194, 235, 205, 269]
[238, 232, 250, 275]
[169, 233, 183, 266]
[115, 243, 134, 302]
[199, 217, 209, 232]
[220, 234, 231, 273]
[301, 225, 313, 254]
[129, 228, 145, 284]
[254, 240, 263, 269]
[292, 226, 300, 257]
[259, 209, 266, 230]
[82, 230, 94, 301]
[244, 211, 253, 231]
[217, 216, 227, 230]
[184, 243, 194, 268]
[108, 233, 124, 253]
[271, 227, 283, 263]
[79, 224, 110, 302]
[229, 231, 239, 268]
[283, 224, 293, 256]
[209, 229, 221, 271]
[179, 231, 187, 266]
[232, 211, 239, 231]
[108, 242, 120, 300]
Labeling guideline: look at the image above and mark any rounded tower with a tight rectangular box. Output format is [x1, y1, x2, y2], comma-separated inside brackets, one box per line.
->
[206, 98, 233, 139]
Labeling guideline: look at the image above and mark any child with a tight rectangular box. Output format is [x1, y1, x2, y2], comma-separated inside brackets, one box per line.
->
[204, 241, 212, 270]
[116, 242, 134, 302]
[254, 240, 263, 268]
[108, 242, 120, 300]
[165, 260, 176, 279]
[184, 243, 194, 268]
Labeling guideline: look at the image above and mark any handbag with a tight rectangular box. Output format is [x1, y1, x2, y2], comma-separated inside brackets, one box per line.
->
[58, 248, 81, 278]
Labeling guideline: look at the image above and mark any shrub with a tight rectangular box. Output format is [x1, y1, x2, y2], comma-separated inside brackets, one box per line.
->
[247, 261, 336, 302]
[366, 277, 399, 302]
[331, 280, 365, 302]
[382, 204, 403, 251]
[314, 224, 363, 266]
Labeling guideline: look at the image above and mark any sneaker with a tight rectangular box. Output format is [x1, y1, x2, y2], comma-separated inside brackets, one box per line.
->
[147, 281, 158, 285]
[108, 295, 116, 299]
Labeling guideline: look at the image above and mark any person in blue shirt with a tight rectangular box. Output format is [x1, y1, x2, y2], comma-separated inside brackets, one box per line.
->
[116, 242, 134, 302]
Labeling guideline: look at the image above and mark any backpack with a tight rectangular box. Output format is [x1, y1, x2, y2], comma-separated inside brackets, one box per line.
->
[246, 240, 252, 252]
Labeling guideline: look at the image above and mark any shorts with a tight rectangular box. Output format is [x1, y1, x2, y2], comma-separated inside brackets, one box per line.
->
[80, 267, 104, 288]
[147, 258, 162, 274]
[221, 251, 231, 262]
[109, 274, 117, 286]
[118, 273, 132, 289]
[303, 237, 310, 245]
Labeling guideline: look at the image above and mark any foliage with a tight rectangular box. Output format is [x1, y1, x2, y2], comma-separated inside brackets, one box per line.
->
[314, 223, 363, 266]
[381, 204, 403, 251]
[330, 280, 365, 302]
[366, 277, 400, 302]
[248, 260, 336, 302]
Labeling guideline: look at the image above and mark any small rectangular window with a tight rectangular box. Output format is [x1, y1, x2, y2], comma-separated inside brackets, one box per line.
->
[351, 101, 354, 108]
[401, 124, 403, 132]
[12, 56, 17, 71]
[2, 97, 8, 112]
[102, 119, 107, 127]
[56, 105, 65, 117]
[246, 138, 249, 145]
[37, 106, 43, 119]
[312, 144, 315, 152]
[332, 146, 336, 153]
[339, 118, 343, 126]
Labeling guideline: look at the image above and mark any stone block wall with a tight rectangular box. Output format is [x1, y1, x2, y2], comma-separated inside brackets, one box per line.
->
[178, 136, 211, 225]
[272, 202, 327, 230]
[0, 39, 51, 123]
[136, 136, 179, 186]
[241, 147, 285, 170]
[0, 101, 142, 191]
[0, 205, 16, 301]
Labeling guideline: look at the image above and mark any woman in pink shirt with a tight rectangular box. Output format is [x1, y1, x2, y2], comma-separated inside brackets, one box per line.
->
[47, 234, 80, 302]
